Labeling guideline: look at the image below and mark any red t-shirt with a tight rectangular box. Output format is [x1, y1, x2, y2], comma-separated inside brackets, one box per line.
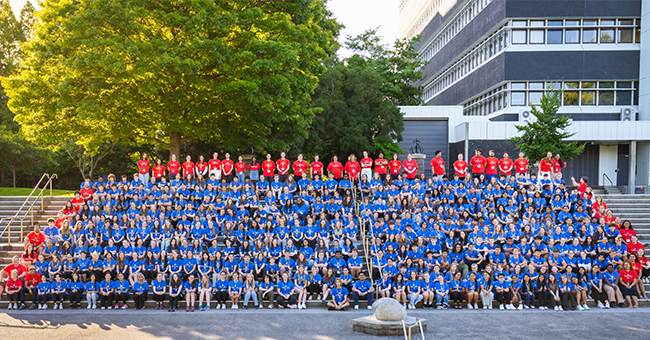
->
[137, 160, 150, 174]
[182, 161, 195, 177]
[514, 158, 528, 173]
[262, 160, 275, 177]
[485, 157, 499, 175]
[430, 157, 445, 175]
[196, 161, 208, 173]
[619, 269, 638, 284]
[293, 160, 308, 176]
[235, 162, 247, 173]
[626, 241, 643, 254]
[3, 263, 27, 278]
[24, 272, 40, 287]
[470, 155, 486, 173]
[327, 161, 343, 178]
[276, 159, 291, 175]
[345, 161, 360, 180]
[552, 159, 564, 173]
[6, 278, 22, 291]
[208, 158, 221, 171]
[539, 159, 552, 172]
[388, 160, 401, 175]
[80, 188, 94, 200]
[374, 158, 388, 175]
[498, 158, 513, 175]
[168, 160, 181, 175]
[402, 159, 418, 179]
[153, 165, 166, 178]
[222, 159, 234, 175]
[71, 197, 85, 211]
[249, 162, 260, 171]
[310, 161, 323, 176]
[360, 157, 373, 169]
[453, 160, 468, 176]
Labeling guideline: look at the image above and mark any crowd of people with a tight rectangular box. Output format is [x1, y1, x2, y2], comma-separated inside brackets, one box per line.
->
[1, 149, 648, 312]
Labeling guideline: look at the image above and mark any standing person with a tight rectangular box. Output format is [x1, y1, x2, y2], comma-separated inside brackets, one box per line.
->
[248, 156, 260, 182]
[167, 154, 181, 179]
[198, 274, 213, 311]
[195, 155, 208, 178]
[351, 272, 374, 310]
[168, 273, 182, 312]
[276, 152, 291, 183]
[374, 152, 388, 183]
[345, 154, 361, 182]
[470, 150, 486, 177]
[558, 275, 576, 311]
[548, 274, 562, 311]
[327, 156, 343, 180]
[152, 272, 167, 310]
[388, 154, 401, 182]
[402, 154, 418, 180]
[553, 153, 565, 180]
[208, 152, 222, 180]
[182, 155, 195, 180]
[310, 155, 324, 179]
[539, 152, 554, 179]
[485, 150, 499, 182]
[327, 278, 350, 311]
[276, 272, 298, 309]
[5, 270, 23, 310]
[534, 272, 548, 309]
[221, 153, 234, 183]
[137, 153, 151, 185]
[293, 266, 308, 309]
[51, 274, 67, 309]
[514, 152, 529, 178]
[619, 261, 639, 308]
[213, 271, 229, 310]
[453, 153, 468, 181]
[589, 265, 608, 309]
[499, 153, 514, 178]
[152, 159, 166, 181]
[430, 150, 445, 177]
[262, 154, 275, 179]
[85, 274, 99, 309]
[132, 273, 150, 310]
[235, 155, 247, 183]
[360, 151, 373, 183]
[292, 154, 308, 183]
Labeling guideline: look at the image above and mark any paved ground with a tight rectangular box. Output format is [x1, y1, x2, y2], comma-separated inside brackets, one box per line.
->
[0, 308, 649, 339]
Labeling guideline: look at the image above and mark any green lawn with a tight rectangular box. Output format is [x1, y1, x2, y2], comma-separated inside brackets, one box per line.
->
[0, 187, 74, 197]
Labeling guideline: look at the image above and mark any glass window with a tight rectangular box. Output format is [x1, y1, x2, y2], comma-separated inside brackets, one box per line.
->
[616, 91, 632, 105]
[618, 28, 633, 43]
[511, 83, 526, 90]
[529, 82, 544, 90]
[547, 20, 563, 27]
[583, 20, 597, 26]
[600, 29, 615, 43]
[564, 82, 579, 89]
[599, 91, 614, 105]
[565, 30, 580, 43]
[511, 92, 526, 106]
[512, 20, 527, 27]
[582, 82, 595, 89]
[583, 29, 597, 43]
[512, 30, 527, 44]
[600, 81, 615, 88]
[619, 19, 634, 26]
[529, 92, 543, 105]
[564, 92, 579, 105]
[548, 30, 563, 44]
[600, 20, 615, 26]
[530, 30, 545, 44]
[547, 82, 560, 90]
[565, 20, 579, 26]
[530, 20, 544, 27]
[637, 27, 641, 43]
[581, 91, 596, 105]
[617, 81, 632, 88]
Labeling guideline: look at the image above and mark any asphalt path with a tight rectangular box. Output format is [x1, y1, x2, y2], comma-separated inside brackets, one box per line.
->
[0, 308, 649, 339]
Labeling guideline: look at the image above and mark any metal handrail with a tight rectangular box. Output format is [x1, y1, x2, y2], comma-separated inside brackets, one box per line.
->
[603, 173, 614, 187]
[0, 174, 58, 245]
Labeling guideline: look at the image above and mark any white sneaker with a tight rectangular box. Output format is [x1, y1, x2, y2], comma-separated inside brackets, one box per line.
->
[508, 304, 515, 310]
[231, 305, 236, 310]
[523, 305, 529, 309]
[14, 303, 19, 309]
[554, 306, 558, 311]
[605, 301, 610, 309]
[517, 304, 523, 310]
[92, 304, 97, 309]
[43, 304, 48, 310]
[558, 306, 564, 311]
[354, 305, 359, 310]
[488, 305, 493, 310]
[367, 305, 372, 310]
[467, 304, 473, 310]
[317, 294, 321, 300]
[474, 303, 478, 309]
[308, 296, 313, 300]
[268, 304, 273, 309]
[597, 302, 604, 309]
[499, 304, 505, 310]
[583, 304, 590, 310]
[483, 305, 487, 310]
[101, 306, 105, 310]
[577, 305, 584, 311]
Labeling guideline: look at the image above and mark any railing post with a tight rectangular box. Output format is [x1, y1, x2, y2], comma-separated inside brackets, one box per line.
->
[41, 193, 44, 211]
[31, 208, 34, 225]
[8, 220, 12, 245]
[50, 178, 53, 197]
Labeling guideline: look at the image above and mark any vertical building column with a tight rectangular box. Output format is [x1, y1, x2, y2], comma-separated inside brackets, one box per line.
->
[629, 141, 637, 194]
[640, 1, 650, 120]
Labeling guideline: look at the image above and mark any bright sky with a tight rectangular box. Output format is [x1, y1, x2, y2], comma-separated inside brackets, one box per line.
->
[9, 0, 398, 58]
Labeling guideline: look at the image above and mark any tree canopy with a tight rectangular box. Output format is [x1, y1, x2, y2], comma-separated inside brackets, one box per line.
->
[302, 29, 425, 161]
[509, 86, 585, 163]
[4, 0, 340, 158]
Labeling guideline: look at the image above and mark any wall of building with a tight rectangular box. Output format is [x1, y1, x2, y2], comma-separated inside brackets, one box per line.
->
[504, 0, 641, 18]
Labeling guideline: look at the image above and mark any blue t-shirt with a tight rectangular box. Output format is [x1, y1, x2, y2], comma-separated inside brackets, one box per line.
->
[331, 287, 349, 304]
[151, 279, 166, 292]
[113, 280, 130, 293]
[277, 280, 295, 296]
[133, 281, 150, 293]
[354, 280, 372, 294]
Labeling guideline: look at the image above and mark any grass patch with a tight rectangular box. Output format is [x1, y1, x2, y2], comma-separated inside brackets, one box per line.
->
[0, 187, 74, 197]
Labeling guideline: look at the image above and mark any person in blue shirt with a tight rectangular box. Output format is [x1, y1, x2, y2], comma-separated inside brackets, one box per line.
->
[132, 273, 150, 310]
[589, 265, 608, 309]
[113, 273, 130, 309]
[258, 275, 275, 309]
[558, 275, 576, 311]
[67, 272, 84, 309]
[184, 274, 198, 312]
[36, 275, 51, 310]
[327, 278, 350, 311]
[434, 274, 450, 309]
[494, 273, 513, 310]
[99, 273, 114, 309]
[85, 274, 99, 309]
[198, 274, 213, 311]
[228, 272, 244, 309]
[168, 273, 183, 312]
[152, 272, 167, 310]
[276, 272, 298, 309]
[448, 271, 464, 309]
[328, 250, 347, 275]
[406, 270, 424, 309]
[51, 274, 67, 310]
[213, 271, 230, 309]
[351, 272, 374, 310]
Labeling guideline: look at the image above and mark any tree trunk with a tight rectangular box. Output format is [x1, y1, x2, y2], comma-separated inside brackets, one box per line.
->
[11, 169, 16, 188]
[169, 131, 182, 160]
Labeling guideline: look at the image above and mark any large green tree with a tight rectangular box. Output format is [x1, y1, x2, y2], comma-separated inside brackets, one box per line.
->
[303, 30, 425, 160]
[4, 0, 340, 158]
[509, 86, 585, 163]
[0, 0, 25, 132]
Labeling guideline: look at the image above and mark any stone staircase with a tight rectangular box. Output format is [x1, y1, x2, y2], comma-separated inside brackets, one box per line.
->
[601, 194, 650, 246]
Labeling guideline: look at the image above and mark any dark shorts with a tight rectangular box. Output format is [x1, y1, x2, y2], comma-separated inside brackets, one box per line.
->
[620, 285, 638, 297]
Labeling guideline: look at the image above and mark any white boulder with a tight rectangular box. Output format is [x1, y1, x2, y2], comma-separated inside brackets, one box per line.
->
[372, 298, 407, 321]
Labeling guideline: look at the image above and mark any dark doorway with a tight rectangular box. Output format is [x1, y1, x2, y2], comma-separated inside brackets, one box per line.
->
[617, 144, 629, 186]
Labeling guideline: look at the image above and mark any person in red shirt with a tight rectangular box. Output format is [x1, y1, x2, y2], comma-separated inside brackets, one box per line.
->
[1, 256, 27, 300]
[275, 152, 291, 183]
[514, 152, 529, 177]
[327, 155, 343, 179]
[195, 155, 208, 179]
[498, 153, 514, 177]
[248, 156, 260, 182]
[310, 155, 323, 178]
[262, 154, 275, 179]
[388, 154, 401, 181]
[70, 191, 85, 211]
[137, 153, 151, 185]
[292, 154, 308, 182]
[344, 154, 361, 181]
[20, 266, 40, 309]
[470, 149, 486, 176]
[626, 236, 644, 255]
[209, 152, 222, 180]
[360, 151, 373, 183]
[484, 150, 499, 181]
[553, 153, 566, 180]
[539, 152, 554, 179]
[221, 153, 235, 183]
[152, 158, 166, 180]
[235, 155, 247, 183]
[402, 154, 418, 180]
[168, 154, 181, 178]
[453, 153, 468, 180]
[430, 150, 445, 176]
[570, 176, 589, 199]
[374, 152, 388, 183]
[80, 182, 94, 201]
[182, 155, 195, 180]
[5, 269, 23, 309]
[619, 261, 639, 308]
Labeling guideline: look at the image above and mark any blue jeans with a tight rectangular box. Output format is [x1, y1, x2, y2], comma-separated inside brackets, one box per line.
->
[436, 293, 449, 307]
[351, 291, 373, 307]
[236, 172, 245, 183]
[243, 291, 258, 307]
[249, 170, 259, 181]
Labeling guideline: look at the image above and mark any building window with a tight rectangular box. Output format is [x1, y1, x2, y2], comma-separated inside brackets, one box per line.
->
[511, 92, 526, 106]
[565, 30, 580, 43]
[512, 30, 527, 44]
[564, 92, 579, 105]
[600, 29, 615, 43]
[583, 29, 597, 43]
[599, 91, 614, 105]
[616, 91, 632, 105]
[547, 30, 563, 44]
[530, 30, 544, 44]
[581, 91, 596, 105]
[529, 92, 542, 105]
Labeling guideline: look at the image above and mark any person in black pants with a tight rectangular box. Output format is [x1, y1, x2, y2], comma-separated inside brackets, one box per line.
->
[559, 275, 577, 310]
[534, 273, 548, 309]
[99, 273, 115, 309]
[68, 273, 83, 309]
[589, 266, 608, 308]
[20, 267, 40, 309]
[168, 273, 182, 312]
[132, 273, 149, 310]
[494, 274, 513, 310]
[213, 271, 230, 309]
[113, 273, 130, 309]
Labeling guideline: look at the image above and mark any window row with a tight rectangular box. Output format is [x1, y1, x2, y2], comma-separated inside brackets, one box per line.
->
[511, 90, 636, 107]
[510, 18, 640, 45]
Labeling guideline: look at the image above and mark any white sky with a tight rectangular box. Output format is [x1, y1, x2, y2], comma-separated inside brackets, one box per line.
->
[9, 0, 398, 58]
